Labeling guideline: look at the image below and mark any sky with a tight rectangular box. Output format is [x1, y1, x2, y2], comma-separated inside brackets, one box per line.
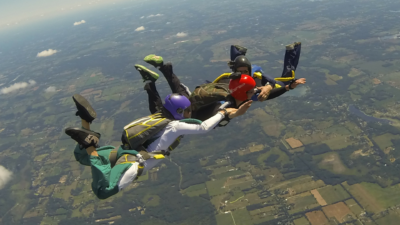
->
[0, 0, 133, 31]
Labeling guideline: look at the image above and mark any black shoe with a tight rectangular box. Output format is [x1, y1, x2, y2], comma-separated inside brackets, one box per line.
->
[65, 127, 100, 148]
[72, 94, 97, 123]
[233, 45, 247, 55]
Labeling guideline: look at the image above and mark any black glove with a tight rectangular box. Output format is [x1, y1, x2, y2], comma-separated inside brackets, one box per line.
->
[229, 72, 242, 80]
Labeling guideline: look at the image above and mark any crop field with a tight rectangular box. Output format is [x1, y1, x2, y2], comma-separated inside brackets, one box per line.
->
[290, 180, 326, 196]
[206, 178, 229, 197]
[375, 210, 400, 225]
[343, 182, 385, 213]
[293, 217, 310, 225]
[317, 184, 350, 205]
[305, 210, 329, 225]
[322, 202, 355, 223]
[345, 199, 364, 216]
[232, 208, 253, 225]
[287, 192, 320, 215]
[311, 189, 327, 206]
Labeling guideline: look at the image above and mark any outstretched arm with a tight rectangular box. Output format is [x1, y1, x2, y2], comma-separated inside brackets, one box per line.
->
[174, 101, 253, 135]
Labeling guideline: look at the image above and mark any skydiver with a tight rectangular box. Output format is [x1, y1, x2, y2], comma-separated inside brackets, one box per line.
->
[65, 91, 250, 199]
[223, 42, 306, 101]
[139, 54, 257, 124]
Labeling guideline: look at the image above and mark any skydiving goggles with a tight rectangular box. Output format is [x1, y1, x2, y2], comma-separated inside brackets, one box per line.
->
[176, 107, 192, 115]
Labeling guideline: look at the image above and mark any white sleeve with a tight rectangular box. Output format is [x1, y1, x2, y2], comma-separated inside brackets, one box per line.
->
[172, 112, 225, 135]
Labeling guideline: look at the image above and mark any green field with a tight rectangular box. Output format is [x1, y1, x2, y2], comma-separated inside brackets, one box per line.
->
[183, 183, 207, 197]
[216, 213, 234, 225]
[206, 179, 229, 196]
[232, 208, 253, 225]
[293, 217, 310, 225]
[361, 182, 400, 209]
[372, 133, 400, 151]
[375, 212, 400, 225]
[317, 184, 350, 204]
[288, 192, 319, 215]
[345, 199, 363, 216]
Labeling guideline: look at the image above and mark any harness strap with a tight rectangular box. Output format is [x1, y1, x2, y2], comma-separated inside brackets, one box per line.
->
[108, 148, 118, 168]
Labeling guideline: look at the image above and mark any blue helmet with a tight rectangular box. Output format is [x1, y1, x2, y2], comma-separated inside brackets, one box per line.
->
[163, 94, 191, 120]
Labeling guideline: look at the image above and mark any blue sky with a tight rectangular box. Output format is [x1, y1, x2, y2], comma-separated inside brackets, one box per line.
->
[0, 0, 132, 31]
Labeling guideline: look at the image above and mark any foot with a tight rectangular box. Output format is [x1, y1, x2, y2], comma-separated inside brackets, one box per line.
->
[286, 43, 295, 50]
[233, 45, 247, 55]
[65, 127, 100, 148]
[135, 64, 159, 82]
[144, 54, 164, 68]
[286, 42, 301, 51]
[72, 94, 97, 123]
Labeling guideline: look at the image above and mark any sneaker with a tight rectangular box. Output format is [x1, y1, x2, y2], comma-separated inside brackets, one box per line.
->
[180, 83, 192, 96]
[72, 94, 97, 123]
[65, 127, 100, 148]
[144, 54, 164, 68]
[134, 64, 159, 82]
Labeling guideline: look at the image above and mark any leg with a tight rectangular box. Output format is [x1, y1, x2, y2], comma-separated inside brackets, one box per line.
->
[230, 45, 247, 61]
[91, 158, 139, 199]
[144, 55, 191, 97]
[159, 63, 189, 98]
[144, 82, 163, 114]
[281, 42, 301, 78]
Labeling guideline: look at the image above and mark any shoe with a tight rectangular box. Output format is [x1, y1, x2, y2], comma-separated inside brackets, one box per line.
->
[65, 127, 100, 148]
[72, 94, 97, 123]
[144, 54, 164, 68]
[233, 45, 247, 55]
[135, 64, 159, 82]
[180, 83, 191, 96]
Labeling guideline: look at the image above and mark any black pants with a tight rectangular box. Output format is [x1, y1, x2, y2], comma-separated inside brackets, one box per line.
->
[144, 63, 188, 114]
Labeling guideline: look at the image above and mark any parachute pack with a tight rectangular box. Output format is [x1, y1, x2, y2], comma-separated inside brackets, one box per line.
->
[189, 82, 231, 112]
[121, 113, 171, 150]
[111, 113, 202, 171]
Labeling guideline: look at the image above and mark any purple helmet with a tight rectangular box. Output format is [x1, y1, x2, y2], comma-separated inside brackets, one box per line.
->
[163, 94, 191, 120]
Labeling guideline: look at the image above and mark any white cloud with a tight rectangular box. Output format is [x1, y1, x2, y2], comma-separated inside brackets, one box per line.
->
[0, 166, 12, 189]
[176, 32, 188, 38]
[45, 86, 56, 93]
[135, 26, 145, 31]
[166, 22, 171, 25]
[147, 14, 163, 18]
[73, 20, 86, 26]
[140, 16, 144, 19]
[37, 49, 58, 57]
[1, 80, 36, 94]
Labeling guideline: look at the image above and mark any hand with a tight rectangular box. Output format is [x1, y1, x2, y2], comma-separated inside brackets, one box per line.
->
[257, 85, 273, 102]
[289, 78, 306, 89]
[226, 100, 253, 118]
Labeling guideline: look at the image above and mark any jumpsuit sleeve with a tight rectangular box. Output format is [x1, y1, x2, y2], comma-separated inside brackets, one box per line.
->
[173, 112, 225, 135]
[267, 87, 288, 100]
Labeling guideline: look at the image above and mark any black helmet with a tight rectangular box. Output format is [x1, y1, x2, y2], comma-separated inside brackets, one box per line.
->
[231, 55, 252, 74]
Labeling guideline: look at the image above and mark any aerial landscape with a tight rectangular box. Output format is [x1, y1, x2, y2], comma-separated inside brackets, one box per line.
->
[1, 0, 400, 224]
